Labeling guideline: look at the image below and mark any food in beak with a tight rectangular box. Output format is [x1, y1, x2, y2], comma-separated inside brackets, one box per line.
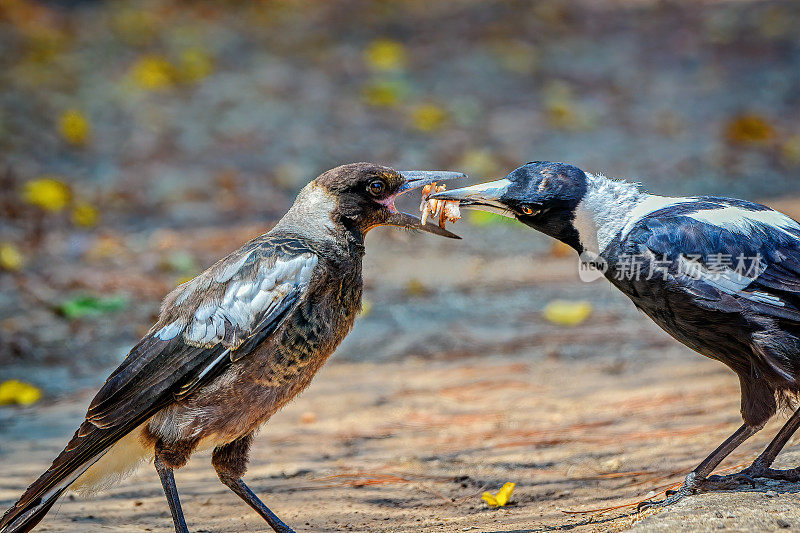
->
[420, 182, 462, 228]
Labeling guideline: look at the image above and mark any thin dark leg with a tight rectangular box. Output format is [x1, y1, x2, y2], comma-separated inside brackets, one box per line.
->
[154, 455, 189, 533]
[737, 405, 800, 481]
[691, 424, 759, 479]
[212, 435, 296, 533]
[639, 424, 760, 510]
[217, 474, 296, 533]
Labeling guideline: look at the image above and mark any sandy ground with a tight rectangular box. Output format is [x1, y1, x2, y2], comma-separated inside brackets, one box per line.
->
[3, 348, 800, 532]
[5, 206, 800, 532]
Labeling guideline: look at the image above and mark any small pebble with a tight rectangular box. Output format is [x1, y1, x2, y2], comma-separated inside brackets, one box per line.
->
[765, 490, 778, 498]
[777, 519, 791, 528]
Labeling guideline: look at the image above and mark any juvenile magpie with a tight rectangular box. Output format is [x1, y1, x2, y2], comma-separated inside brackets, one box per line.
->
[431, 161, 800, 507]
[0, 162, 464, 533]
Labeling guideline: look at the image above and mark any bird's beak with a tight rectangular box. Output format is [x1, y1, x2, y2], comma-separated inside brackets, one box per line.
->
[384, 170, 466, 239]
[428, 178, 516, 218]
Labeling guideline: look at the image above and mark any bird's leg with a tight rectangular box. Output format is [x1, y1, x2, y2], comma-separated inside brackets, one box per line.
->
[154, 451, 189, 533]
[212, 434, 296, 533]
[734, 405, 800, 482]
[639, 424, 760, 510]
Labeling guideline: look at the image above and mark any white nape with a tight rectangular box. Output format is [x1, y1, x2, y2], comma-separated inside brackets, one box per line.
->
[687, 206, 800, 239]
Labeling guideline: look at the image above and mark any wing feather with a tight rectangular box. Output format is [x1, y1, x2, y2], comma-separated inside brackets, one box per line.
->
[2, 237, 318, 529]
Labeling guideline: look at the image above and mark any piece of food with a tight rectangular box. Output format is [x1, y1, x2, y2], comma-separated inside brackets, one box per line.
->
[420, 182, 461, 228]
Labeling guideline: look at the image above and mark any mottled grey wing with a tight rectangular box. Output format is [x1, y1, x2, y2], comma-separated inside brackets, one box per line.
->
[87, 251, 318, 428]
[1, 247, 318, 531]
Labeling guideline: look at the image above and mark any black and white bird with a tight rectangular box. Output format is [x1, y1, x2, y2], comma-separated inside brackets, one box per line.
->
[0, 162, 464, 533]
[431, 161, 800, 507]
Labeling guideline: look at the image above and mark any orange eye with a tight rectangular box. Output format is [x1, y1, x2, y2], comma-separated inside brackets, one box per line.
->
[521, 206, 534, 215]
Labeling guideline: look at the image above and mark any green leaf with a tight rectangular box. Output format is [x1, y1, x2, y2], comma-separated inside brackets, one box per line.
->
[58, 294, 128, 319]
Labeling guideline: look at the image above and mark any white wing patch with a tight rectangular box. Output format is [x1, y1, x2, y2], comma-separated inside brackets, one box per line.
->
[687, 206, 800, 239]
[183, 253, 317, 348]
[676, 255, 786, 308]
[618, 195, 696, 243]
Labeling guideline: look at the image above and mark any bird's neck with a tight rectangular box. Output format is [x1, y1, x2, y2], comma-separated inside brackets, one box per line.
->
[570, 172, 644, 256]
[272, 183, 365, 257]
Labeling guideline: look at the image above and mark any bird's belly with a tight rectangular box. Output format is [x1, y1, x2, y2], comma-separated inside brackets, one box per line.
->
[628, 284, 762, 372]
[151, 282, 361, 446]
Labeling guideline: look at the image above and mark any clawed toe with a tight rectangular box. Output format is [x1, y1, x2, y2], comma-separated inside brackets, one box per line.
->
[705, 472, 757, 488]
[637, 470, 759, 513]
[740, 466, 800, 482]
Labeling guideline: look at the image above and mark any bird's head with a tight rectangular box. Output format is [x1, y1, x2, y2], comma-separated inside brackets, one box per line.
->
[429, 161, 588, 250]
[305, 162, 464, 240]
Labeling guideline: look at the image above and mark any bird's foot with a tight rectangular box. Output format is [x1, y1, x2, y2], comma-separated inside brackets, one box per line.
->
[738, 464, 800, 482]
[637, 471, 755, 512]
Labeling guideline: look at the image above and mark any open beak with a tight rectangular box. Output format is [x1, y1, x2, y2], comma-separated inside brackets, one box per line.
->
[428, 178, 516, 218]
[385, 170, 466, 239]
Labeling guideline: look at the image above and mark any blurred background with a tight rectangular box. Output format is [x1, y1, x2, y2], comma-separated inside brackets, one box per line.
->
[2, 1, 800, 530]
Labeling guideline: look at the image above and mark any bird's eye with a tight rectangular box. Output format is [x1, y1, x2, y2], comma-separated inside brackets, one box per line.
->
[368, 179, 387, 197]
[521, 206, 534, 215]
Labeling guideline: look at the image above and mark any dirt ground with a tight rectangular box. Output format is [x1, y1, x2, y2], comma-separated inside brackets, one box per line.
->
[4, 218, 800, 533]
[3, 2, 800, 531]
[3, 349, 800, 532]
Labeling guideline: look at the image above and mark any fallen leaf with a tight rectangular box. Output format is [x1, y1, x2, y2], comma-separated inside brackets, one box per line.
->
[179, 47, 214, 83]
[130, 55, 175, 90]
[23, 177, 71, 212]
[364, 39, 406, 71]
[482, 482, 515, 507]
[781, 135, 800, 166]
[412, 104, 447, 132]
[0, 380, 42, 406]
[360, 299, 372, 317]
[725, 113, 775, 145]
[58, 294, 128, 319]
[0, 242, 24, 271]
[543, 300, 593, 326]
[406, 278, 429, 297]
[58, 109, 91, 146]
[361, 79, 407, 107]
[72, 202, 99, 227]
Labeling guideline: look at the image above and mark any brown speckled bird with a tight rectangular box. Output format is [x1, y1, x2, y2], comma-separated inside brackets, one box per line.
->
[0, 163, 464, 533]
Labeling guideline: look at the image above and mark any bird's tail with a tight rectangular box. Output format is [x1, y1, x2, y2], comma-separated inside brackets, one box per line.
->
[0, 420, 126, 533]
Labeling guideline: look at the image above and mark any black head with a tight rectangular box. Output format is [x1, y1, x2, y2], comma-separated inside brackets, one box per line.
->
[430, 161, 588, 249]
[313, 162, 465, 239]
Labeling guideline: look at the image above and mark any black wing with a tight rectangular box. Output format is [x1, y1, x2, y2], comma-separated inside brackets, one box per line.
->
[1, 236, 318, 533]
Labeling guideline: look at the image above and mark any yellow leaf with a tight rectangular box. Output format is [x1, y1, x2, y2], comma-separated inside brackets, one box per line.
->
[412, 104, 447, 132]
[364, 39, 406, 71]
[23, 177, 71, 212]
[58, 109, 91, 146]
[72, 202, 98, 227]
[130, 55, 175, 90]
[543, 300, 593, 326]
[361, 80, 403, 107]
[359, 299, 372, 317]
[0, 380, 42, 406]
[482, 482, 515, 507]
[0, 242, 24, 271]
[781, 135, 800, 166]
[405, 278, 429, 297]
[179, 48, 214, 83]
[725, 113, 775, 145]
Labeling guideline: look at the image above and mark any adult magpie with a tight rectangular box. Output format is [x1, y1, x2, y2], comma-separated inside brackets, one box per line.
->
[431, 161, 800, 507]
[0, 162, 464, 533]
